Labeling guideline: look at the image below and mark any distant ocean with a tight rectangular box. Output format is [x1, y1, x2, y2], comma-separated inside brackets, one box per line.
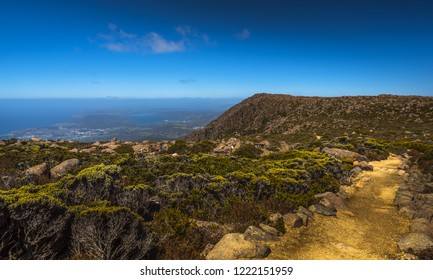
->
[0, 98, 239, 141]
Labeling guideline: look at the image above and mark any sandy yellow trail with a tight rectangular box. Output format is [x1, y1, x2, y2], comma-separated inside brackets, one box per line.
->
[268, 156, 410, 260]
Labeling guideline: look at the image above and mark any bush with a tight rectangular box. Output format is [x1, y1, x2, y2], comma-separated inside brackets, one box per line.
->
[233, 144, 262, 159]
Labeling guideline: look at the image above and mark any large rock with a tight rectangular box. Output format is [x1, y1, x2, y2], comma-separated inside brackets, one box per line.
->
[398, 233, 433, 254]
[50, 159, 79, 179]
[26, 162, 49, 177]
[314, 192, 351, 213]
[205, 233, 270, 260]
[322, 147, 367, 161]
[309, 203, 337, 216]
[244, 226, 279, 242]
[282, 213, 304, 228]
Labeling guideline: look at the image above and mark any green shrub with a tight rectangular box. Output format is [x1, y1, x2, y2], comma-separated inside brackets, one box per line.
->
[233, 144, 262, 159]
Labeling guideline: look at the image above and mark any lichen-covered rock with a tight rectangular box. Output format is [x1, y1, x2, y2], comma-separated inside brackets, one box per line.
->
[205, 233, 270, 260]
[50, 159, 79, 179]
[26, 162, 49, 177]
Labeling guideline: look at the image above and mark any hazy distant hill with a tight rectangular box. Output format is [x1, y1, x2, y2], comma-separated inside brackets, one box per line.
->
[188, 93, 433, 142]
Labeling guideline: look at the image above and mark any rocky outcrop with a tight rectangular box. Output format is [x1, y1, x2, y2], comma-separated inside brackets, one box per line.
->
[50, 159, 79, 179]
[205, 233, 270, 260]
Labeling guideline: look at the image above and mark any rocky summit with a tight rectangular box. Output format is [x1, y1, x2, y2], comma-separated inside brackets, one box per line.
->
[188, 93, 433, 142]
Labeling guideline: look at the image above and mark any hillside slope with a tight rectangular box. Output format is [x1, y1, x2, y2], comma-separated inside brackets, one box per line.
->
[188, 93, 433, 142]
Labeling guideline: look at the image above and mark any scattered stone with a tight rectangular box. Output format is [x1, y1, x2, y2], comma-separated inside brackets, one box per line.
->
[206, 233, 271, 260]
[26, 162, 49, 177]
[309, 204, 337, 216]
[0, 140, 5, 146]
[398, 233, 433, 254]
[92, 141, 101, 147]
[357, 161, 373, 171]
[397, 170, 406, 176]
[50, 159, 79, 179]
[69, 148, 79, 153]
[410, 218, 430, 233]
[282, 213, 304, 228]
[259, 223, 282, 236]
[268, 213, 283, 227]
[31, 137, 42, 142]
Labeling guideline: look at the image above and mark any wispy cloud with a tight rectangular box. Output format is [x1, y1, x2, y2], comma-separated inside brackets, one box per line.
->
[97, 24, 209, 54]
[179, 79, 197, 84]
[235, 28, 251, 41]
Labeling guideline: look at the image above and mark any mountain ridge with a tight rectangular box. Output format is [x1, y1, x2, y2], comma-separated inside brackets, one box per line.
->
[188, 93, 433, 142]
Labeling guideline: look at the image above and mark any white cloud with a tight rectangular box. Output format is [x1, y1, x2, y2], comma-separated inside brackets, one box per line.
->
[235, 28, 251, 41]
[147, 32, 185, 53]
[97, 24, 208, 54]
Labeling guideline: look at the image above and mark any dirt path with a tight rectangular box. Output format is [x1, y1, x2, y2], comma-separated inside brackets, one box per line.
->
[268, 155, 410, 260]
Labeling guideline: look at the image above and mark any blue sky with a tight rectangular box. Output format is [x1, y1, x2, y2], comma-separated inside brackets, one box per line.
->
[1, 0, 433, 98]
